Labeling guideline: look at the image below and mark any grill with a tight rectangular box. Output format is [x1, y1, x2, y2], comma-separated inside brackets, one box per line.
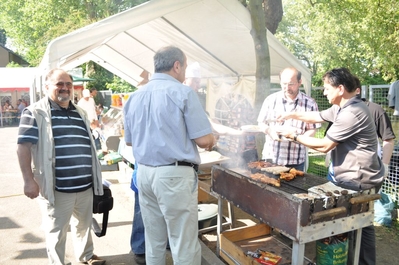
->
[211, 165, 380, 265]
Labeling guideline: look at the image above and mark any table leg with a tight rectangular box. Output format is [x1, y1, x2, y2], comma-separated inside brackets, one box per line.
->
[292, 241, 305, 265]
[226, 201, 234, 229]
[216, 195, 223, 257]
[353, 228, 362, 265]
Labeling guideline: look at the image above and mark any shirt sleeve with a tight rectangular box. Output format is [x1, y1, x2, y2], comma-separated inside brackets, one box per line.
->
[184, 89, 213, 139]
[376, 111, 396, 141]
[17, 108, 38, 144]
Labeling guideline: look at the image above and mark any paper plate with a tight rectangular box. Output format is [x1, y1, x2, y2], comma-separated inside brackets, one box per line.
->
[241, 125, 262, 133]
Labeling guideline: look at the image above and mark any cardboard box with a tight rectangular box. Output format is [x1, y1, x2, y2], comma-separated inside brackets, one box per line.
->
[198, 188, 210, 203]
[197, 172, 212, 203]
[220, 224, 304, 265]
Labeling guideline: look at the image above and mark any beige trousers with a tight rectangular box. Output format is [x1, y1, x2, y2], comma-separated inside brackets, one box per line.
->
[38, 188, 94, 265]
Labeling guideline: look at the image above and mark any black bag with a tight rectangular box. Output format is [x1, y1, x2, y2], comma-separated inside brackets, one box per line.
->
[92, 185, 113, 237]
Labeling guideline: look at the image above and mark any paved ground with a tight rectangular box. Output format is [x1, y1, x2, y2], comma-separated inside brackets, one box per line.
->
[0, 126, 222, 265]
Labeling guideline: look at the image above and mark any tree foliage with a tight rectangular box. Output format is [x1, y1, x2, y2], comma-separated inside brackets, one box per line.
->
[0, 0, 147, 66]
[106, 76, 137, 94]
[276, 0, 399, 86]
[0, 0, 146, 93]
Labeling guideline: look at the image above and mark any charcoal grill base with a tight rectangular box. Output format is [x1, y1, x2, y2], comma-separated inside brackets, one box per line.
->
[299, 213, 374, 244]
[212, 165, 377, 265]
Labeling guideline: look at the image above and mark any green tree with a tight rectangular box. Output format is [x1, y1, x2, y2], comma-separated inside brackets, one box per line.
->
[276, 0, 399, 85]
[6, 62, 22, 68]
[0, 0, 147, 66]
[106, 76, 137, 94]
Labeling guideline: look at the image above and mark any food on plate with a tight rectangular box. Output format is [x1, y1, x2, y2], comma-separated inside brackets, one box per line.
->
[241, 125, 262, 133]
[250, 173, 280, 187]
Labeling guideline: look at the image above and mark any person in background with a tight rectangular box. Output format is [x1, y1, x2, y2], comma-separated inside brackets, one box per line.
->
[78, 89, 99, 129]
[356, 77, 395, 177]
[257, 67, 320, 171]
[184, 62, 242, 136]
[22, 99, 29, 107]
[388, 79, 399, 115]
[126, 77, 149, 265]
[124, 46, 215, 265]
[277, 67, 384, 265]
[90, 88, 98, 99]
[16, 69, 105, 265]
[17, 99, 27, 116]
[78, 89, 101, 149]
[3, 100, 14, 125]
[129, 162, 146, 264]
[90, 88, 102, 119]
[96, 103, 104, 124]
[184, 62, 201, 92]
[184, 61, 206, 109]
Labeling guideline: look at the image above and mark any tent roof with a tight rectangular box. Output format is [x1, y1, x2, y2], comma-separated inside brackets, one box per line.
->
[39, 0, 311, 90]
[0, 67, 38, 90]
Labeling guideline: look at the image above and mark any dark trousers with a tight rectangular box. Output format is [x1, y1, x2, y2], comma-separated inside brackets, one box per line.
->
[130, 191, 145, 255]
[347, 225, 376, 265]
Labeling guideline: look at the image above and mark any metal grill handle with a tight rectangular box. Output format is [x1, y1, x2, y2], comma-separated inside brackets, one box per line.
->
[349, 194, 381, 205]
[311, 206, 347, 221]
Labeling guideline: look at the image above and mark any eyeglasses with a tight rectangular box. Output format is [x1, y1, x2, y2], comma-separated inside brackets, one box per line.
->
[281, 82, 298, 87]
[52, 82, 73, 89]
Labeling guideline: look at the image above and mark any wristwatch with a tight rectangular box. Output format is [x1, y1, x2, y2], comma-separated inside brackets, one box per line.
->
[293, 134, 298, 142]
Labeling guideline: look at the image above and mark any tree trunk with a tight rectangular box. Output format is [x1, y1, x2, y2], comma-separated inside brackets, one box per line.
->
[248, 0, 270, 116]
[248, 0, 272, 159]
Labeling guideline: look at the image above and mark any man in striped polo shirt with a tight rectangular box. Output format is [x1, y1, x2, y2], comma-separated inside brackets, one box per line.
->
[16, 69, 105, 265]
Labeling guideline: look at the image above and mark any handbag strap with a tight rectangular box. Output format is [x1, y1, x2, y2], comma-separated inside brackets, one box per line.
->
[92, 211, 109, 237]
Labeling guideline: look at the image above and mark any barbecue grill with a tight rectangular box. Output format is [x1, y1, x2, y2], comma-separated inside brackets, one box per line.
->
[212, 165, 380, 265]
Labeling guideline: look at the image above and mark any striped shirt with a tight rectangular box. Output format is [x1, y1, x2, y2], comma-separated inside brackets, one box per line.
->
[257, 91, 320, 166]
[18, 100, 93, 193]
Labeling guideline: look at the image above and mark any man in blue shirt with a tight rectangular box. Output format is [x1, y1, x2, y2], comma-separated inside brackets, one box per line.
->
[124, 46, 215, 265]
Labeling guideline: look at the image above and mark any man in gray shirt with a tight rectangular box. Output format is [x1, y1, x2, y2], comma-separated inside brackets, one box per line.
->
[278, 68, 383, 265]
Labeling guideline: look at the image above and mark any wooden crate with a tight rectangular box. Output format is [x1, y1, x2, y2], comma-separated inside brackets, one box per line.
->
[220, 224, 308, 265]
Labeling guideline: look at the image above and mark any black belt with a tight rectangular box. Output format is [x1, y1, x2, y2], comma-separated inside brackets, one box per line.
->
[166, 161, 199, 172]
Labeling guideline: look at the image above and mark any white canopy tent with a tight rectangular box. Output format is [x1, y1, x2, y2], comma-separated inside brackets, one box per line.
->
[38, 0, 311, 96]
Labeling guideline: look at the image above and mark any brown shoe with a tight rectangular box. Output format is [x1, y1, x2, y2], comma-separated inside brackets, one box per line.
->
[84, 254, 106, 265]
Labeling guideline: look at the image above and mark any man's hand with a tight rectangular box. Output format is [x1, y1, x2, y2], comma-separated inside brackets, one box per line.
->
[276, 112, 292, 122]
[24, 178, 39, 199]
[195, 133, 216, 151]
[274, 126, 297, 142]
[266, 127, 282, 141]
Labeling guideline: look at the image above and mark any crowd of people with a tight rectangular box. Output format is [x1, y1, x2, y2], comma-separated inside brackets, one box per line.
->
[16, 45, 395, 265]
[1, 98, 29, 126]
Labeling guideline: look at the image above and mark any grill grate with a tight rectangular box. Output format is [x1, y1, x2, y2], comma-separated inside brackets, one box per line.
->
[243, 171, 328, 195]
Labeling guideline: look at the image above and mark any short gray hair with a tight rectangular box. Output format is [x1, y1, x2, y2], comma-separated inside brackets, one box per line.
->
[154, 46, 185, 73]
